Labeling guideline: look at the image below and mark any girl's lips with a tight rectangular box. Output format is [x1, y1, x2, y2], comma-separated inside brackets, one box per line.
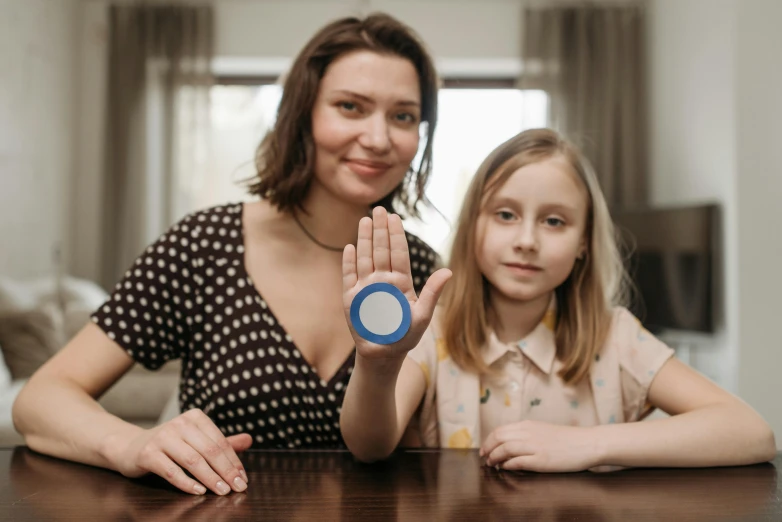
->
[344, 159, 392, 178]
[503, 263, 543, 275]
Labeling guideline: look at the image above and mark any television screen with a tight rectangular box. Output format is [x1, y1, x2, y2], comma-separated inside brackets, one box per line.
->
[612, 204, 719, 334]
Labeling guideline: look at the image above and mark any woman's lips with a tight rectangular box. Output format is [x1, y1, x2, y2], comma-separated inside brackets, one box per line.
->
[344, 159, 393, 178]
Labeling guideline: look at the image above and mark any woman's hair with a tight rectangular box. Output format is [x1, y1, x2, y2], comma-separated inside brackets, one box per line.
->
[247, 13, 439, 217]
[440, 128, 629, 384]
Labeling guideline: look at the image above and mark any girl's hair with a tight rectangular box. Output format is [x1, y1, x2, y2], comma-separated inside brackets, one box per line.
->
[247, 13, 438, 217]
[440, 128, 629, 384]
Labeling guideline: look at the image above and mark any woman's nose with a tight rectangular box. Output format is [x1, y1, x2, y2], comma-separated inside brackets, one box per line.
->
[357, 114, 392, 154]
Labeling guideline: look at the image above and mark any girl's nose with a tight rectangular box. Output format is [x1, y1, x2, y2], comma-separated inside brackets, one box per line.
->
[513, 222, 539, 251]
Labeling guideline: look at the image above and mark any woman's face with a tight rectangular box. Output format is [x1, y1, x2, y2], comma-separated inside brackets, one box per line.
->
[310, 50, 422, 208]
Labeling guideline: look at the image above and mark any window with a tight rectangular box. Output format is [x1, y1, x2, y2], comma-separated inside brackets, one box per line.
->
[201, 82, 548, 257]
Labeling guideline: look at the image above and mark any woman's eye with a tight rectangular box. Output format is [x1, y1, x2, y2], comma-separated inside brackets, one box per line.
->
[497, 210, 516, 221]
[545, 217, 565, 227]
[394, 112, 418, 124]
[338, 101, 359, 112]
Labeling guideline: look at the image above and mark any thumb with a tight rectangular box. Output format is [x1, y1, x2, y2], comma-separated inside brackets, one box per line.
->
[413, 268, 452, 323]
[227, 433, 253, 453]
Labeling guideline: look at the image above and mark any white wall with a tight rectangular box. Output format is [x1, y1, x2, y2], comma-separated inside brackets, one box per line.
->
[0, 0, 79, 279]
[215, 0, 522, 60]
[647, 0, 738, 390]
[648, 0, 782, 444]
[69, 0, 107, 282]
[735, 0, 782, 445]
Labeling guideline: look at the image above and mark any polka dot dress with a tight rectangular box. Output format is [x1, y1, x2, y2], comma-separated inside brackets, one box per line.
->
[91, 203, 440, 449]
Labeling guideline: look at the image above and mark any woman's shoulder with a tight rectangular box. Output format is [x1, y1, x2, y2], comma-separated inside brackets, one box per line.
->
[178, 202, 245, 229]
[165, 202, 245, 243]
[404, 230, 441, 281]
[404, 230, 438, 258]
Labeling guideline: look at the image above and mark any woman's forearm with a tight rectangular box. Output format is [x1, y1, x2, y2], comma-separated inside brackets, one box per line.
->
[593, 403, 776, 468]
[340, 354, 407, 462]
[13, 376, 144, 470]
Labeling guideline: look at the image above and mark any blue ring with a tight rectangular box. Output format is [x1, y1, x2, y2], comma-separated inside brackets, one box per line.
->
[350, 282, 412, 345]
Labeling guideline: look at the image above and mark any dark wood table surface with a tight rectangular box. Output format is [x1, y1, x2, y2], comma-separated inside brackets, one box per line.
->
[0, 447, 779, 521]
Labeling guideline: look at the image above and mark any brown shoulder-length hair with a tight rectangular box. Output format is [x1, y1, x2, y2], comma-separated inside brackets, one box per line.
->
[247, 13, 439, 217]
[440, 128, 630, 385]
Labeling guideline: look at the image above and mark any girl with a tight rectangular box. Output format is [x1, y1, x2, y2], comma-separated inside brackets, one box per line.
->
[13, 13, 442, 495]
[340, 128, 775, 471]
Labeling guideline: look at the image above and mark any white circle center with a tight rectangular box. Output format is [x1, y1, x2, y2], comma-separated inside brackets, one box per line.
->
[359, 291, 404, 335]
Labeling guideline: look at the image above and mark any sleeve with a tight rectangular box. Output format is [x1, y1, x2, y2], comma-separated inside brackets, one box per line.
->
[615, 308, 676, 421]
[90, 213, 201, 370]
[406, 322, 441, 448]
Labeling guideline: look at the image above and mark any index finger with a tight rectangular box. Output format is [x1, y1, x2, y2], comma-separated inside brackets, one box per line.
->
[479, 425, 510, 458]
[190, 411, 248, 481]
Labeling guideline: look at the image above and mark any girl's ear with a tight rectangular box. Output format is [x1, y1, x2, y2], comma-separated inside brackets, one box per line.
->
[577, 238, 587, 260]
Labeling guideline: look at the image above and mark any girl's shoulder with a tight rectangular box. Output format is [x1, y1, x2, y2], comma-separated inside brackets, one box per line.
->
[604, 306, 675, 384]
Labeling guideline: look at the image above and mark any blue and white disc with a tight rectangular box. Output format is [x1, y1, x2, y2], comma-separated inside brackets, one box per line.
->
[350, 282, 412, 345]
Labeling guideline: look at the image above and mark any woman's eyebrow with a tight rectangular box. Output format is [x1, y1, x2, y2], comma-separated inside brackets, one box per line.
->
[332, 89, 420, 107]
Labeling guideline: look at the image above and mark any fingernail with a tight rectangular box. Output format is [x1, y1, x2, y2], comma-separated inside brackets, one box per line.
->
[233, 476, 247, 492]
[216, 480, 231, 495]
[194, 483, 207, 495]
[239, 469, 248, 483]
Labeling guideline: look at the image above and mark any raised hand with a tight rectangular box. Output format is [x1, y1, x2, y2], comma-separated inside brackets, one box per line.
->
[109, 409, 252, 495]
[342, 207, 451, 360]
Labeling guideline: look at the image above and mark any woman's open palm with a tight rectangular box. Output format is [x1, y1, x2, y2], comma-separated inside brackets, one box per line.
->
[342, 207, 451, 359]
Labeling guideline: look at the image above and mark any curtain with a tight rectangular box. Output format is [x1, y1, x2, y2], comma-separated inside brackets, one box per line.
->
[100, 4, 213, 289]
[519, 4, 648, 209]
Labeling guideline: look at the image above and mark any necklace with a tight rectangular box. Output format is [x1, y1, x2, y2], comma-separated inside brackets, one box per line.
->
[292, 211, 346, 252]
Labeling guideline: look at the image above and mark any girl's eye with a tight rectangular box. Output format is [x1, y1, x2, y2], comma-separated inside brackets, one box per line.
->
[497, 210, 516, 221]
[545, 217, 565, 227]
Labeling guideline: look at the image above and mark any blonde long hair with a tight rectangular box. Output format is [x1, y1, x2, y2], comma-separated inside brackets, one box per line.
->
[440, 128, 629, 384]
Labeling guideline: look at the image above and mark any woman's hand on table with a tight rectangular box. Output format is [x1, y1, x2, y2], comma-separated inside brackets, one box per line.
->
[107, 409, 252, 495]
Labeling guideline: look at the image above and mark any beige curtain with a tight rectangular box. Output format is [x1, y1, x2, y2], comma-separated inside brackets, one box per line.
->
[519, 4, 648, 209]
[100, 4, 214, 289]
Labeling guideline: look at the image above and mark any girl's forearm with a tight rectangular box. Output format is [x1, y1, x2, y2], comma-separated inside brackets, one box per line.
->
[340, 354, 407, 462]
[13, 377, 144, 470]
[593, 403, 776, 468]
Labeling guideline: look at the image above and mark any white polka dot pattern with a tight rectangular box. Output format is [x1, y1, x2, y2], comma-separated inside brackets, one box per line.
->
[91, 203, 440, 448]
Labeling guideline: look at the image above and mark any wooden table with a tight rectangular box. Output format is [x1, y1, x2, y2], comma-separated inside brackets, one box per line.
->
[0, 447, 779, 521]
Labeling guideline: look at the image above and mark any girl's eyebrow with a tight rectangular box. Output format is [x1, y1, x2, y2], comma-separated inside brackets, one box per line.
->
[488, 196, 580, 215]
[538, 202, 580, 215]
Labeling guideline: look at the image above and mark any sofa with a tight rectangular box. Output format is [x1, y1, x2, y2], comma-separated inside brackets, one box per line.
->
[0, 275, 180, 447]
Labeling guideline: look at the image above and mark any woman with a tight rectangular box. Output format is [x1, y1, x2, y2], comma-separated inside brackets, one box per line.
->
[12, 13, 441, 496]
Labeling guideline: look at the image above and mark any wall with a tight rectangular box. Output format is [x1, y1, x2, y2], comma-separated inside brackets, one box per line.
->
[215, 0, 522, 60]
[735, 0, 782, 446]
[648, 0, 782, 443]
[646, 0, 738, 390]
[0, 0, 79, 279]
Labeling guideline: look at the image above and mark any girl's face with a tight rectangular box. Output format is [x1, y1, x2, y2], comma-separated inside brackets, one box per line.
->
[309, 50, 422, 208]
[475, 155, 589, 304]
